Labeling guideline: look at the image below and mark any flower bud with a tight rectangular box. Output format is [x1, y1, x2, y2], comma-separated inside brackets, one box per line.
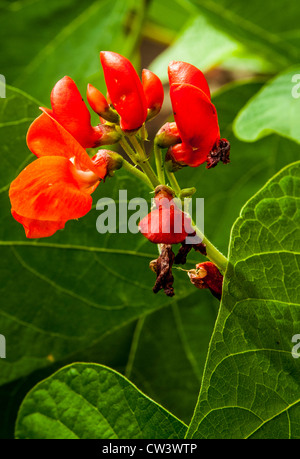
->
[142, 69, 164, 119]
[154, 185, 175, 206]
[166, 61, 230, 169]
[91, 149, 123, 178]
[87, 84, 119, 123]
[155, 122, 181, 148]
[96, 124, 121, 146]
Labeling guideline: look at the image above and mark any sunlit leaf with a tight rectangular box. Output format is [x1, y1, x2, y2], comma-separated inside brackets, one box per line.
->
[15, 363, 187, 439]
[187, 161, 300, 439]
[234, 67, 300, 144]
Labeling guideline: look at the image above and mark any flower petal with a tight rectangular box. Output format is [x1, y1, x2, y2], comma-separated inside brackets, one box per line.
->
[170, 83, 220, 157]
[9, 156, 94, 222]
[168, 61, 211, 100]
[100, 51, 147, 131]
[168, 143, 207, 168]
[142, 69, 164, 114]
[12, 210, 66, 239]
[27, 110, 107, 179]
[139, 205, 194, 244]
[48, 76, 103, 148]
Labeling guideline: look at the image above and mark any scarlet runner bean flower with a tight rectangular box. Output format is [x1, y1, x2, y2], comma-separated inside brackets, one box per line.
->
[99, 51, 164, 131]
[8, 51, 229, 296]
[139, 186, 194, 244]
[167, 61, 230, 168]
[100, 51, 148, 132]
[9, 110, 118, 238]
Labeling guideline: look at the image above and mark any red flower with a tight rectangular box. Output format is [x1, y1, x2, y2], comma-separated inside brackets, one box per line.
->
[100, 52, 163, 131]
[9, 111, 110, 238]
[167, 61, 229, 168]
[40, 76, 104, 148]
[100, 51, 147, 132]
[139, 187, 194, 244]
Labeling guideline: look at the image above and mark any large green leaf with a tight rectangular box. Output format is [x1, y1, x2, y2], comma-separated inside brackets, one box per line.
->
[187, 161, 300, 439]
[234, 67, 300, 144]
[0, 320, 137, 439]
[0, 293, 217, 438]
[0, 0, 87, 83]
[146, 0, 193, 35]
[190, 0, 300, 67]
[0, 0, 140, 103]
[15, 363, 187, 439]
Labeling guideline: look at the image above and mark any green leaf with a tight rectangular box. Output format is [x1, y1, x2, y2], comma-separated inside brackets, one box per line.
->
[0, 320, 137, 439]
[0, 0, 88, 83]
[0, 0, 138, 103]
[146, 0, 192, 33]
[234, 67, 300, 144]
[189, 0, 300, 67]
[187, 161, 300, 439]
[15, 363, 187, 439]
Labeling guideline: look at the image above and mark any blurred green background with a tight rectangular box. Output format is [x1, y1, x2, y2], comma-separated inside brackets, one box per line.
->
[0, 0, 299, 438]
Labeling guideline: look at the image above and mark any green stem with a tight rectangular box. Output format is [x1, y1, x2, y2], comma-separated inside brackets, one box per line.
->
[165, 165, 228, 272]
[195, 227, 228, 273]
[119, 137, 139, 165]
[141, 124, 148, 142]
[122, 158, 153, 189]
[153, 142, 165, 185]
[165, 168, 181, 197]
[129, 136, 160, 188]
[129, 134, 147, 159]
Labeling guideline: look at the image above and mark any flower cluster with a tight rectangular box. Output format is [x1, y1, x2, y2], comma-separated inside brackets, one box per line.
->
[156, 61, 230, 169]
[9, 51, 229, 297]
